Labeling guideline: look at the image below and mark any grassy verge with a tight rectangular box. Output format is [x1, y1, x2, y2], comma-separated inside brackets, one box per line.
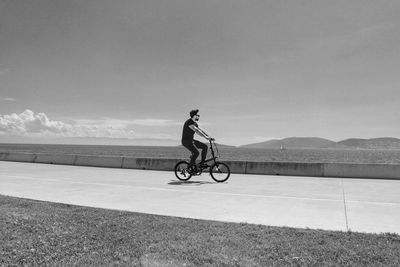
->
[1, 195, 399, 266]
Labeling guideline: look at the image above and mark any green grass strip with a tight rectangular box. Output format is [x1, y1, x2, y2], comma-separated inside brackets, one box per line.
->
[1, 195, 399, 266]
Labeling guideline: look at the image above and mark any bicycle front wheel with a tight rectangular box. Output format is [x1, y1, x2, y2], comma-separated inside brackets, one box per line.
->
[174, 161, 192, 181]
[210, 162, 230, 182]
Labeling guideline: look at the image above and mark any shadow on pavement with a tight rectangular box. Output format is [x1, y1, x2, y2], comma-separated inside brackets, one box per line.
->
[168, 180, 215, 186]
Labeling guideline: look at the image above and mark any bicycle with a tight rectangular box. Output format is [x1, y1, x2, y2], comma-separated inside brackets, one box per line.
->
[174, 139, 231, 182]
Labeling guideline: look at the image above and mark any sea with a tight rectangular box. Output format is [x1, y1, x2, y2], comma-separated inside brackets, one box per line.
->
[1, 143, 400, 164]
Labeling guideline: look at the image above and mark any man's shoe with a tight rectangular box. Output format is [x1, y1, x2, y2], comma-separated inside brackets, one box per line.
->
[188, 165, 198, 174]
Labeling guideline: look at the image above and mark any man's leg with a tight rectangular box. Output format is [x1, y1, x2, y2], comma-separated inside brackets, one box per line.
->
[194, 140, 208, 163]
[182, 141, 199, 166]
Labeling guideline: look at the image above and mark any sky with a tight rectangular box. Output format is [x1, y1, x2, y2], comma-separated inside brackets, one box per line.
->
[1, 0, 400, 146]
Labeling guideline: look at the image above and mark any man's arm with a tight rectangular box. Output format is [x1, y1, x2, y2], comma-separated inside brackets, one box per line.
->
[189, 125, 212, 140]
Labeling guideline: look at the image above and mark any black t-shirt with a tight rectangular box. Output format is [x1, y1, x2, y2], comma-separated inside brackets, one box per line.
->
[182, 118, 198, 142]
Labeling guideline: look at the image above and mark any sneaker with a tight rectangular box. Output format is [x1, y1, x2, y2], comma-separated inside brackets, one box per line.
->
[188, 165, 198, 174]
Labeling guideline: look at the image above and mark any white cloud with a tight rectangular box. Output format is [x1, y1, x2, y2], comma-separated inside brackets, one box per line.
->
[0, 109, 137, 139]
[0, 109, 182, 140]
[1, 97, 16, 101]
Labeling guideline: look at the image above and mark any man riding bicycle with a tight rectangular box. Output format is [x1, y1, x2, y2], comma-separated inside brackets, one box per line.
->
[181, 109, 214, 171]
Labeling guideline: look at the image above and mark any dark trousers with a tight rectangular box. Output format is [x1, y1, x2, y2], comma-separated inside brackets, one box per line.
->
[182, 139, 208, 166]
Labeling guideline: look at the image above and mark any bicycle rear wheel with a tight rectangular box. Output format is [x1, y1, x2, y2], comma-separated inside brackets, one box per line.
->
[174, 161, 192, 181]
[210, 162, 230, 182]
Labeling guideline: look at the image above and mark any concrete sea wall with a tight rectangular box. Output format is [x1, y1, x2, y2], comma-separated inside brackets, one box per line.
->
[1, 152, 399, 180]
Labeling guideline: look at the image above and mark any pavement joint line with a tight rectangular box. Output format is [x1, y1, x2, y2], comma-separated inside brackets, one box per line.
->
[341, 179, 349, 231]
[2, 174, 400, 206]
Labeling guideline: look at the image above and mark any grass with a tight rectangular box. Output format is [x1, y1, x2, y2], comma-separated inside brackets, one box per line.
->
[1, 195, 400, 266]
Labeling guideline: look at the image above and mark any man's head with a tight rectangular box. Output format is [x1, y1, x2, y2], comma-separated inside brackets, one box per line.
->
[190, 109, 200, 121]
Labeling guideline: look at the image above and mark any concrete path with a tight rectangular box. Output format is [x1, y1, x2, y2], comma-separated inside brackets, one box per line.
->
[1, 161, 399, 234]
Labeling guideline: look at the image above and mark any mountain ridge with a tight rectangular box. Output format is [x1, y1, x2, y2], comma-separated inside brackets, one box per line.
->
[240, 137, 400, 149]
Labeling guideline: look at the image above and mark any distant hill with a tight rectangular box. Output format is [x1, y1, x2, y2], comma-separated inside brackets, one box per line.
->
[241, 137, 400, 149]
[240, 137, 338, 149]
[337, 137, 400, 149]
[214, 143, 236, 148]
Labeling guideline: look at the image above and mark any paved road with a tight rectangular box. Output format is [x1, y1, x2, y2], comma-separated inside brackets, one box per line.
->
[1, 161, 399, 234]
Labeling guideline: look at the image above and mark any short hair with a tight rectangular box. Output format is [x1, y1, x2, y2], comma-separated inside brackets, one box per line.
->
[189, 109, 199, 118]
